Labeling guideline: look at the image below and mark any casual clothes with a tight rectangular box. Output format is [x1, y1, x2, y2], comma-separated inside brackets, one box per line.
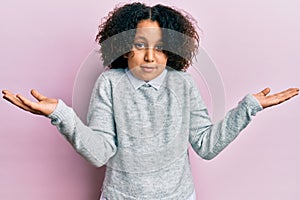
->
[48, 68, 262, 199]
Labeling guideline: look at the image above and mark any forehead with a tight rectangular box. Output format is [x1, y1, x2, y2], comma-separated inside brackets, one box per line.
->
[135, 20, 162, 42]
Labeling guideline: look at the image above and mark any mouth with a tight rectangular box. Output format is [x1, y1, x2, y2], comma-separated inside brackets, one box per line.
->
[140, 65, 157, 73]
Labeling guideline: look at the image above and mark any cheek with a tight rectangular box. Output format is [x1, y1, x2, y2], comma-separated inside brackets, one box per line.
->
[127, 54, 138, 68]
[158, 55, 168, 65]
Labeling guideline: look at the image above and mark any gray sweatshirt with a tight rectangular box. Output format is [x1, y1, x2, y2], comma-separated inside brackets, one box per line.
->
[48, 68, 262, 199]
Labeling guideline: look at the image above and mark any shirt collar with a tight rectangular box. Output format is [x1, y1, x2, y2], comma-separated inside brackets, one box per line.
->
[125, 68, 167, 90]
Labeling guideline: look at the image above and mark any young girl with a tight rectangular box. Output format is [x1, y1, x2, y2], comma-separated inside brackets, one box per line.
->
[2, 2, 299, 200]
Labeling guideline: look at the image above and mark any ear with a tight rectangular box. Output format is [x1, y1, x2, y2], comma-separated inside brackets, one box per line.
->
[124, 51, 134, 58]
[123, 53, 129, 58]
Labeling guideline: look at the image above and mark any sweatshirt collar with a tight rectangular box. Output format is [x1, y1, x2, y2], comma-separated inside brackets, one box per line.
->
[125, 68, 167, 90]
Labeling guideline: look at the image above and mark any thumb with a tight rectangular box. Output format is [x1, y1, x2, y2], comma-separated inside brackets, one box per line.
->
[257, 87, 271, 96]
[31, 89, 47, 101]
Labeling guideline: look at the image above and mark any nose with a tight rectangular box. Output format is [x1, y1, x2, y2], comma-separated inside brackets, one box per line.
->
[144, 48, 154, 62]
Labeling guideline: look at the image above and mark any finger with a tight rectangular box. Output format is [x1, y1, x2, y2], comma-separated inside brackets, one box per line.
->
[16, 94, 39, 110]
[279, 88, 299, 100]
[3, 90, 44, 115]
[267, 88, 299, 106]
[286, 87, 299, 94]
[2, 90, 15, 96]
[16, 94, 44, 115]
[256, 87, 271, 96]
[31, 89, 47, 101]
[3, 93, 32, 112]
[272, 88, 299, 99]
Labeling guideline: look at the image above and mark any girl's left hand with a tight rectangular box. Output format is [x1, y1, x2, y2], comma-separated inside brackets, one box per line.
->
[253, 87, 299, 109]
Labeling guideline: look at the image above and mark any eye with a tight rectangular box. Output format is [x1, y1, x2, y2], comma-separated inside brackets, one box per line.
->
[154, 45, 164, 52]
[133, 42, 145, 50]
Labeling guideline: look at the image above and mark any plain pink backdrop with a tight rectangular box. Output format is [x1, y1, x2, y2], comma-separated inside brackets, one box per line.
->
[1, 0, 299, 200]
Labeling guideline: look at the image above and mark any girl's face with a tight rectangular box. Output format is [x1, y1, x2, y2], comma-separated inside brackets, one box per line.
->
[127, 19, 168, 81]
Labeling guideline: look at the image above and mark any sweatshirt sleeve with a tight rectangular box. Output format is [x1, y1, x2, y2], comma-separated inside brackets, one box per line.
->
[47, 74, 117, 167]
[188, 79, 263, 160]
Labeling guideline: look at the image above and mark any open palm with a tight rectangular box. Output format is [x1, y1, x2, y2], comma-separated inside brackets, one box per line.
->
[2, 89, 58, 116]
[253, 87, 299, 109]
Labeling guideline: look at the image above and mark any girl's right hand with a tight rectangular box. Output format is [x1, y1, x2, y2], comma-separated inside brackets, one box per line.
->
[2, 89, 58, 116]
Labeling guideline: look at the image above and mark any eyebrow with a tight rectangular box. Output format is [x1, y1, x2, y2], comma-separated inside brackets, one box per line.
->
[134, 36, 163, 43]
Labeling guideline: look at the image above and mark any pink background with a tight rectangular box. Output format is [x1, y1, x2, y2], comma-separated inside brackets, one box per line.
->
[1, 0, 299, 199]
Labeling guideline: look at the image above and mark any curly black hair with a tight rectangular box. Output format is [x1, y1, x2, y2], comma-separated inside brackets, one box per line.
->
[96, 2, 199, 71]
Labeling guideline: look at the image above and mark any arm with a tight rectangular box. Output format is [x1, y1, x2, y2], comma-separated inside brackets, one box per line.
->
[2, 74, 117, 167]
[188, 82, 299, 160]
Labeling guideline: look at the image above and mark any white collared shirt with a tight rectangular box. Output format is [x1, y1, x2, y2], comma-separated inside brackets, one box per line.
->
[125, 68, 167, 90]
